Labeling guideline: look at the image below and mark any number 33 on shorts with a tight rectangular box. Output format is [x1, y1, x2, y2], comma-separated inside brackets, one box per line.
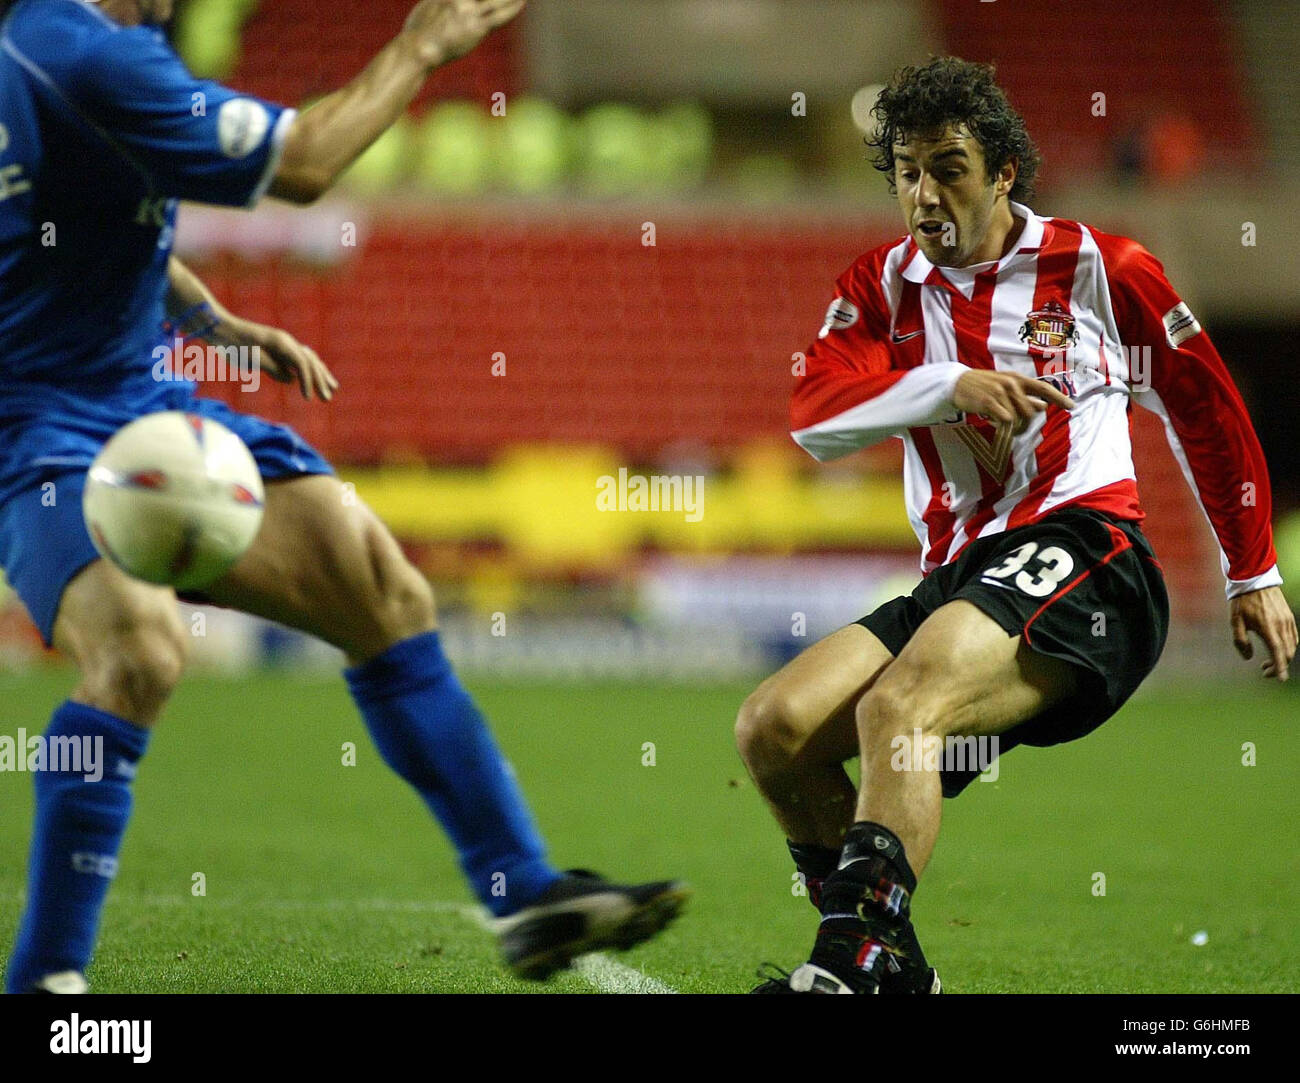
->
[981, 542, 1076, 598]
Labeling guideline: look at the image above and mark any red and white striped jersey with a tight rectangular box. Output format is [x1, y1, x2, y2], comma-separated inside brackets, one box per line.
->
[791, 202, 1281, 599]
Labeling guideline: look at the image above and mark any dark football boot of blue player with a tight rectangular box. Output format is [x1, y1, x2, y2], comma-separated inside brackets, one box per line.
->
[494, 869, 690, 980]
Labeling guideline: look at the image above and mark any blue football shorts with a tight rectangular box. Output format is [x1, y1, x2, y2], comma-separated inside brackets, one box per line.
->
[0, 386, 332, 647]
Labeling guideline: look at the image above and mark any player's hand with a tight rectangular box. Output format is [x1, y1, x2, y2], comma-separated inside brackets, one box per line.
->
[219, 317, 339, 402]
[1229, 585, 1297, 681]
[401, 0, 527, 69]
[953, 370, 1075, 434]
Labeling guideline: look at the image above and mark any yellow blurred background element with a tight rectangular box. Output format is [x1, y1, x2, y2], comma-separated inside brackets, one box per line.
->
[343, 443, 912, 571]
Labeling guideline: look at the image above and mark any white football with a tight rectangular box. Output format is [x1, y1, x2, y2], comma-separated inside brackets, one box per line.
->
[83, 411, 265, 591]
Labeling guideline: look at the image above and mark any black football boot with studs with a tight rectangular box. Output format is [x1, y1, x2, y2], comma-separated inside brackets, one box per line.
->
[495, 869, 690, 980]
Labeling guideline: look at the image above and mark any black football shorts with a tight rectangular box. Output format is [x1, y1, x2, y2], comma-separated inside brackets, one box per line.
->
[857, 507, 1170, 797]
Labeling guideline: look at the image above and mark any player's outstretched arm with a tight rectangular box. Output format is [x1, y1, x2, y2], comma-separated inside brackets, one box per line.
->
[166, 257, 339, 401]
[269, 0, 526, 204]
[1095, 232, 1288, 677]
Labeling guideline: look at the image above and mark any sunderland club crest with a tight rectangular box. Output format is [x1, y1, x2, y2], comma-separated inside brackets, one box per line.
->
[1018, 299, 1079, 355]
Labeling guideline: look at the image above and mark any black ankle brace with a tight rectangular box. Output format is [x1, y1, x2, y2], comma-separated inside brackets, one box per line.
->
[821, 821, 918, 920]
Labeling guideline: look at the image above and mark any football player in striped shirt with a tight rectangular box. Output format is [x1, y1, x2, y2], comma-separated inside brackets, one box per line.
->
[740, 57, 1296, 994]
[1, 0, 685, 995]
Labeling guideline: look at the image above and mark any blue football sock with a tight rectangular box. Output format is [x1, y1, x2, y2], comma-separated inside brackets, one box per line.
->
[5, 701, 149, 994]
[345, 630, 559, 917]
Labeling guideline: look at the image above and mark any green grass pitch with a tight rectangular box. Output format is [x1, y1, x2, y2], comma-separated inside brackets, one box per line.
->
[1, 667, 1295, 993]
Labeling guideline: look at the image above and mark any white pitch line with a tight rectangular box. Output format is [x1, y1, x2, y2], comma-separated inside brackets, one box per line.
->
[572, 953, 678, 995]
[123, 894, 679, 994]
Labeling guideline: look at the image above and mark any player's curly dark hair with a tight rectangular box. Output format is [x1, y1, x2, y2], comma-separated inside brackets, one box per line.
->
[868, 57, 1041, 204]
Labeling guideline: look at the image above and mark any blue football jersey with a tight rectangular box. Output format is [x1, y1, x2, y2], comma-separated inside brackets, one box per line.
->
[0, 0, 295, 408]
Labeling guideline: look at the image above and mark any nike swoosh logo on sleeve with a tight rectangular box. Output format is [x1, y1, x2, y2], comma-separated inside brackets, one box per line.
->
[890, 328, 925, 343]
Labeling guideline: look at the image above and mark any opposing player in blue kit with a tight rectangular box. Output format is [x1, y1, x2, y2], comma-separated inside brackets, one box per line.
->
[1, 0, 686, 994]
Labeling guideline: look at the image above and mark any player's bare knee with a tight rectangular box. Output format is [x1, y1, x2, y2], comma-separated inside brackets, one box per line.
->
[736, 686, 810, 774]
[78, 618, 187, 724]
[122, 626, 186, 705]
[358, 521, 435, 642]
[386, 563, 436, 639]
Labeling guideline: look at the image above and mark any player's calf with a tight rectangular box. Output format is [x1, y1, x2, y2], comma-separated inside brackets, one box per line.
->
[735, 684, 861, 850]
[6, 563, 170, 992]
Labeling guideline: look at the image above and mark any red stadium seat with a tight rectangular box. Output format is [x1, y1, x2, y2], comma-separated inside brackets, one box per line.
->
[230, 0, 524, 112]
[934, 0, 1262, 184]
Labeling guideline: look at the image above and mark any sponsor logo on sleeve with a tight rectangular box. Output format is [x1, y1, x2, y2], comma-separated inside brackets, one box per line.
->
[217, 98, 271, 160]
[818, 297, 860, 339]
[1162, 301, 1201, 348]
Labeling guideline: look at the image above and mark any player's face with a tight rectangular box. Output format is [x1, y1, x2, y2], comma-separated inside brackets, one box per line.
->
[894, 126, 1013, 268]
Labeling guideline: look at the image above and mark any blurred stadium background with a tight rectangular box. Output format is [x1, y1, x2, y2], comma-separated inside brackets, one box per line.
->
[2, 0, 1297, 680]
